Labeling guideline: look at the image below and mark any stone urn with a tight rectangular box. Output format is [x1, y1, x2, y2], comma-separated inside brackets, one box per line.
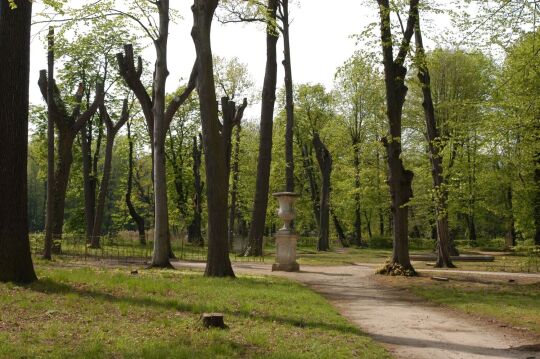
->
[272, 192, 300, 272]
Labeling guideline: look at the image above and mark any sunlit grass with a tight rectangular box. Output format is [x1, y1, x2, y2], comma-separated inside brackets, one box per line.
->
[0, 261, 389, 359]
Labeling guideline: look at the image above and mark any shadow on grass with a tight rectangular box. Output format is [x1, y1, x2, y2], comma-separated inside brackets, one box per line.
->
[25, 277, 366, 337]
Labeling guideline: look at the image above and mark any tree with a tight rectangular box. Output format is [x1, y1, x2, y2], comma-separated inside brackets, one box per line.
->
[191, 0, 235, 277]
[245, 0, 279, 256]
[126, 118, 146, 244]
[334, 53, 383, 246]
[38, 69, 104, 252]
[90, 100, 130, 247]
[213, 56, 252, 248]
[413, 10, 455, 268]
[116, 0, 197, 268]
[0, 0, 37, 283]
[278, 0, 295, 192]
[313, 133, 332, 251]
[375, 0, 418, 275]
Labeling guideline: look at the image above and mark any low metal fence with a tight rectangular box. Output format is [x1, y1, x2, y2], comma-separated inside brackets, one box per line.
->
[30, 232, 268, 264]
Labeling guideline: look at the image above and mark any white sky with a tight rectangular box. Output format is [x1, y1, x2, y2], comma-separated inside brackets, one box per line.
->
[28, 0, 452, 118]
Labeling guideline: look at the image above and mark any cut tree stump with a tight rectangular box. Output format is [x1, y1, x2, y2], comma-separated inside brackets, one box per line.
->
[202, 313, 226, 329]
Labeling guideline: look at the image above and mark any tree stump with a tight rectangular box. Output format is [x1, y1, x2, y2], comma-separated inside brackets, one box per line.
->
[201, 313, 226, 329]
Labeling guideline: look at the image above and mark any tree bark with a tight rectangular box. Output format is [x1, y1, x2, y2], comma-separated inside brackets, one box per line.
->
[414, 14, 455, 268]
[331, 209, 349, 247]
[38, 72, 104, 243]
[90, 101, 129, 247]
[44, 27, 56, 260]
[534, 149, 540, 245]
[191, 0, 235, 277]
[245, 0, 279, 257]
[126, 119, 146, 245]
[353, 147, 362, 246]
[188, 135, 204, 246]
[375, 0, 418, 275]
[229, 125, 241, 248]
[313, 133, 332, 251]
[281, 0, 295, 193]
[0, 0, 37, 283]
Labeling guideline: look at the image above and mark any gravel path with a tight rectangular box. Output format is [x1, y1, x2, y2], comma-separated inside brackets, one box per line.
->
[174, 261, 540, 359]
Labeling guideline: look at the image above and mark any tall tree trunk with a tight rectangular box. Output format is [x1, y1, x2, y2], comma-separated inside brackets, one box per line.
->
[245, 0, 279, 257]
[150, 0, 173, 268]
[192, 0, 235, 277]
[281, 0, 295, 192]
[414, 15, 454, 268]
[44, 27, 56, 260]
[534, 150, 540, 245]
[353, 147, 362, 246]
[38, 70, 104, 244]
[229, 125, 241, 248]
[301, 142, 320, 227]
[466, 138, 478, 242]
[126, 119, 146, 245]
[52, 131, 77, 238]
[313, 133, 332, 251]
[375, 0, 418, 275]
[91, 102, 129, 247]
[188, 135, 204, 246]
[505, 185, 516, 247]
[0, 0, 37, 283]
[81, 123, 96, 241]
[331, 209, 349, 247]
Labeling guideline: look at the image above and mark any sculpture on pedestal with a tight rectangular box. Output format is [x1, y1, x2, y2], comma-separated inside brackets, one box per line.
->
[272, 192, 300, 272]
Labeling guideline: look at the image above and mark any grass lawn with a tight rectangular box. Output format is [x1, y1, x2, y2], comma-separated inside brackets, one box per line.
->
[294, 247, 540, 273]
[377, 275, 540, 335]
[0, 260, 389, 359]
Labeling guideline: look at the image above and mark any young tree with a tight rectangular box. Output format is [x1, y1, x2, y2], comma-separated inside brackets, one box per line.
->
[375, 0, 419, 275]
[0, 0, 37, 282]
[191, 0, 235, 277]
[334, 54, 383, 246]
[413, 11, 455, 268]
[90, 100, 130, 247]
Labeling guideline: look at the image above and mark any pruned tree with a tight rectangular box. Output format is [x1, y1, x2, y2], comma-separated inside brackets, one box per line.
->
[375, 0, 418, 275]
[90, 100, 130, 247]
[126, 117, 146, 245]
[0, 0, 37, 283]
[191, 0, 235, 277]
[116, 0, 197, 268]
[38, 69, 104, 253]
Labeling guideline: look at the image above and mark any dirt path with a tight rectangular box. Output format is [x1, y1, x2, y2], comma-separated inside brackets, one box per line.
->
[174, 261, 539, 359]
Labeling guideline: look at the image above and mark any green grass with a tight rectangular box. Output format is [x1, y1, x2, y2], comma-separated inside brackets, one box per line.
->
[407, 279, 540, 334]
[0, 260, 389, 359]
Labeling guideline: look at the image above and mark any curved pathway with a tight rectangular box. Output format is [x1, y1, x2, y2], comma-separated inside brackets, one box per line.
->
[175, 260, 540, 359]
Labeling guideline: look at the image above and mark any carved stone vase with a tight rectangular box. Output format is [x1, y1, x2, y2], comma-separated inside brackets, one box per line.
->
[272, 192, 300, 272]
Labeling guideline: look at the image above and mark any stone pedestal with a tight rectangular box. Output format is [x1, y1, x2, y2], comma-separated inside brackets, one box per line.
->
[272, 192, 300, 272]
[272, 230, 300, 272]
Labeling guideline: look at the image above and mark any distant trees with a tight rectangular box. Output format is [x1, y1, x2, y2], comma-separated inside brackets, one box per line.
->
[0, 0, 37, 283]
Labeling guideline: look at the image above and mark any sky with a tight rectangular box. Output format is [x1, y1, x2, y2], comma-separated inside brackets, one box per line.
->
[28, 1, 379, 115]
[28, 0, 452, 119]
